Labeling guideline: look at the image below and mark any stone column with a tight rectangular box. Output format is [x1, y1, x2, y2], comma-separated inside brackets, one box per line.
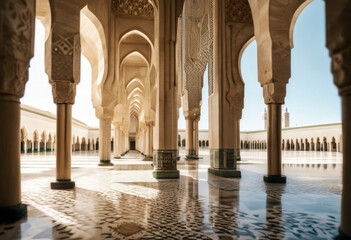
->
[125, 133, 129, 152]
[235, 120, 241, 160]
[0, 0, 35, 221]
[194, 119, 199, 156]
[248, 0, 307, 183]
[113, 123, 121, 159]
[325, 1, 351, 238]
[185, 117, 195, 159]
[181, 0, 205, 161]
[120, 131, 125, 155]
[51, 103, 75, 189]
[207, 0, 252, 178]
[142, 127, 149, 156]
[263, 104, 285, 183]
[153, 0, 182, 179]
[0, 99, 25, 219]
[99, 118, 113, 166]
[149, 123, 153, 157]
[45, 0, 81, 189]
[143, 122, 153, 161]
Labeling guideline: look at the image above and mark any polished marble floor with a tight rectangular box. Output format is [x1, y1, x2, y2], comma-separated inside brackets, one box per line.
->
[0, 149, 342, 239]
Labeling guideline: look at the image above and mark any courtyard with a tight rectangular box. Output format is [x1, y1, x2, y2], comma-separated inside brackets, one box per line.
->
[0, 149, 342, 239]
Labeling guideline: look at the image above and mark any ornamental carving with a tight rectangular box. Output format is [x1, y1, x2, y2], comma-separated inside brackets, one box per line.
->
[182, 0, 210, 111]
[52, 33, 76, 56]
[0, 59, 29, 97]
[225, 22, 253, 113]
[51, 33, 81, 82]
[225, 0, 253, 24]
[331, 47, 351, 96]
[51, 81, 76, 104]
[208, 0, 214, 95]
[0, 0, 35, 98]
[325, 1, 351, 96]
[262, 82, 286, 104]
[111, 0, 154, 19]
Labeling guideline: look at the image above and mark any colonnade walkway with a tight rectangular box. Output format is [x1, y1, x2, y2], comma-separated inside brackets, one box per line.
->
[0, 149, 341, 239]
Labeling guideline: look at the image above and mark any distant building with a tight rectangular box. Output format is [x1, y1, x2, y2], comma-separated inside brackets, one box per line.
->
[262, 107, 290, 130]
[262, 108, 268, 130]
[282, 107, 290, 128]
[20, 104, 342, 154]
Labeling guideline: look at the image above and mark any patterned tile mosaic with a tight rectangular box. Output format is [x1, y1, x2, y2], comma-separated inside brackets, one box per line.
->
[0, 149, 341, 239]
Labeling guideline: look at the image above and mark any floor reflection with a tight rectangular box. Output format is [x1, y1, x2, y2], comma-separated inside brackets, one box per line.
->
[0, 149, 341, 239]
[262, 183, 285, 239]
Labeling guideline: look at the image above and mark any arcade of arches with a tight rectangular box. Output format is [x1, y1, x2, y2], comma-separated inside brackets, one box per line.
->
[0, 0, 351, 239]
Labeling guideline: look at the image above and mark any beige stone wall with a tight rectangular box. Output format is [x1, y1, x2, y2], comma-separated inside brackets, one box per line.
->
[241, 123, 342, 146]
[20, 104, 342, 152]
[179, 122, 342, 151]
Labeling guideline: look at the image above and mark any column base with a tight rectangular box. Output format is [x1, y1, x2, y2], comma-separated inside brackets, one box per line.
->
[114, 156, 121, 159]
[263, 175, 286, 183]
[208, 168, 241, 178]
[98, 160, 113, 166]
[143, 156, 153, 161]
[153, 170, 179, 179]
[0, 204, 27, 222]
[335, 228, 351, 240]
[153, 150, 178, 179]
[51, 180, 75, 189]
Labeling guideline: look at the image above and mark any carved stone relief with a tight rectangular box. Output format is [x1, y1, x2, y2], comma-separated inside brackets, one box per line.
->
[111, 0, 154, 19]
[51, 33, 81, 82]
[182, 0, 210, 112]
[262, 82, 287, 104]
[0, 0, 35, 98]
[208, 0, 214, 95]
[325, 1, 351, 96]
[225, 0, 253, 24]
[331, 48, 351, 95]
[51, 81, 76, 104]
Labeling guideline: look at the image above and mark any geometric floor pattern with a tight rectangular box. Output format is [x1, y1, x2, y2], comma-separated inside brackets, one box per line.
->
[0, 149, 342, 239]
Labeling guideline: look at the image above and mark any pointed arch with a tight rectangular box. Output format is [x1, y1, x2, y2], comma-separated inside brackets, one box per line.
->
[119, 29, 154, 49]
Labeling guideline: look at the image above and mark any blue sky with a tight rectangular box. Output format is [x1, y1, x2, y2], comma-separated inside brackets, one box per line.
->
[22, 0, 340, 130]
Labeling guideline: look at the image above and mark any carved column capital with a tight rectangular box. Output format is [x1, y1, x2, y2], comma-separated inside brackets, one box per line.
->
[51, 81, 76, 104]
[183, 107, 200, 120]
[330, 47, 351, 96]
[0, 59, 29, 98]
[112, 121, 122, 128]
[145, 121, 154, 127]
[101, 107, 114, 120]
[325, 0, 351, 96]
[45, 0, 81, 104]
[0, 0, 35, 98]
[262, 82, 287, 104]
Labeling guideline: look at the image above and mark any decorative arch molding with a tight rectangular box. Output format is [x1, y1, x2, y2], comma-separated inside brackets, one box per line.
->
[33, 130, 39, 141]
[181, 0, 211, 113]
[118, 29, 154, 49]
[120, 51, 150, 68]
[238, 36, 255, 81]
[80, 5, 108, 110]
[126, 78, 145, 91]
[127, 87, 145, 100]
[289, 0, 314, 49]
[36, 0, 52, 41]
[20, 127, 28, 141]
